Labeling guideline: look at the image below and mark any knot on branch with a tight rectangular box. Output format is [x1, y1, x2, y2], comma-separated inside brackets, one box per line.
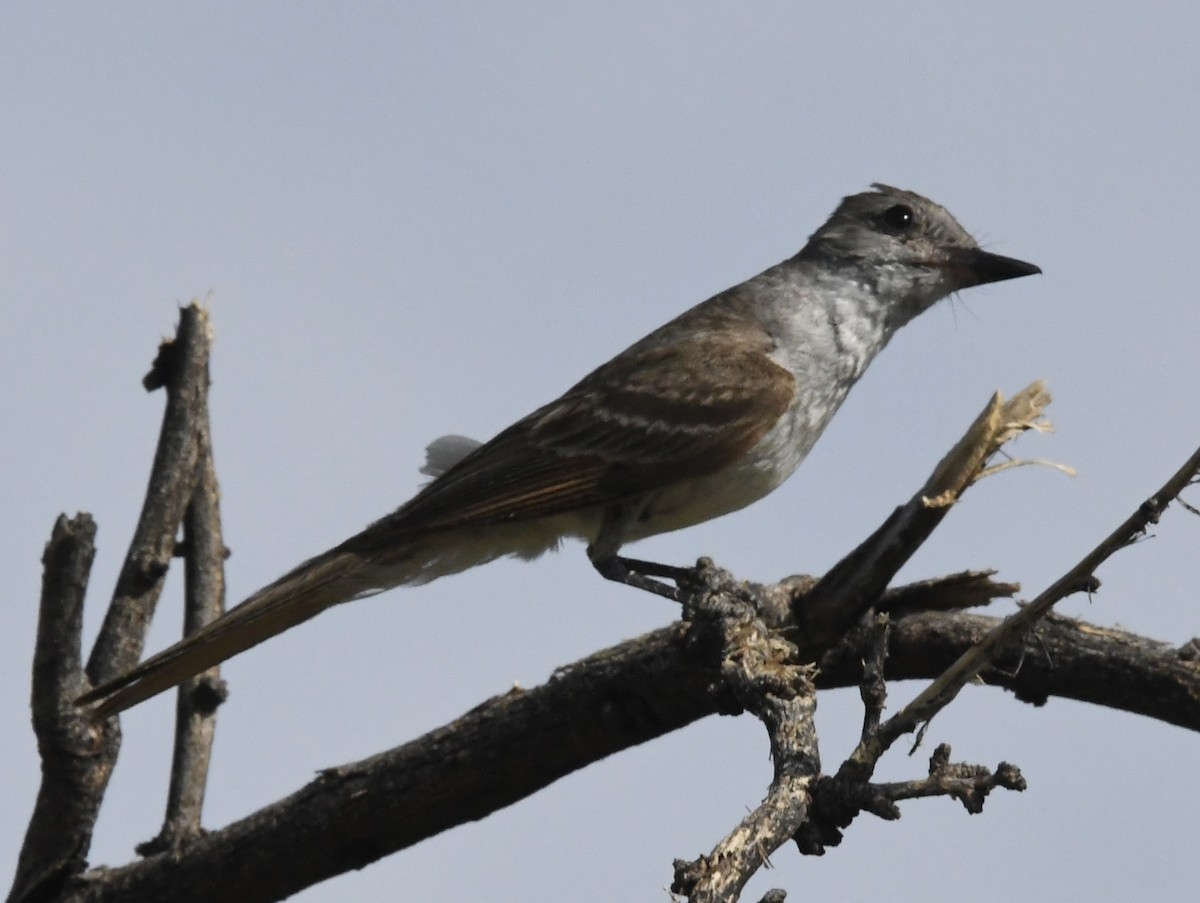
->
[680, 559, 816, 718]
[189, 674, 229, 716]
[143, 337, 181, 391]
[672, 854, 717, 898]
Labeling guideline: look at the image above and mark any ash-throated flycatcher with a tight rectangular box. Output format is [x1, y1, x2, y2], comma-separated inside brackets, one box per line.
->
[78, 184, 1040, 718]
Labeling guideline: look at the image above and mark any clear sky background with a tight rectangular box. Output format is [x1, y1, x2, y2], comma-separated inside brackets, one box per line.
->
[4, 3, 1197, 901]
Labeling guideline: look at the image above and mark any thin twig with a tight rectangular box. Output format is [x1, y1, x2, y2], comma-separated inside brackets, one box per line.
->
[872, 743, 1026, 812]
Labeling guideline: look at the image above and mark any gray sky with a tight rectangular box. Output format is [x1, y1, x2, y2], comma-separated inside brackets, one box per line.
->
[4, 3, 1197, 901]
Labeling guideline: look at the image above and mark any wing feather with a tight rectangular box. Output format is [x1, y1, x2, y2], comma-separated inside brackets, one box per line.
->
[350, 326, 795, 550]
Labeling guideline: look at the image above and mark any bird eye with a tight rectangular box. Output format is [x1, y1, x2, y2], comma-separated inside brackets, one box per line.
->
[883, 204, 915, 230]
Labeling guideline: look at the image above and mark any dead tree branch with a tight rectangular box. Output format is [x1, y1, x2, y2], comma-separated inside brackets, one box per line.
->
[795, 440, 1200, 859]
[85, 307, 213, 688]
[10, 305, 217, 903]
[12, 515, 98, 903]
[668, 385, 1055, 898]
[144, 408, 228, 853]
[11, 307, 1200, 903]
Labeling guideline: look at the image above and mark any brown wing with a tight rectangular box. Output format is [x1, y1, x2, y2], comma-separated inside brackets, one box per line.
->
[355, 331, 795, 545]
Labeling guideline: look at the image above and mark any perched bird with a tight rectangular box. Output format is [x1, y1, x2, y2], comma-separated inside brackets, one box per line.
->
[77, 183, 1040, 719]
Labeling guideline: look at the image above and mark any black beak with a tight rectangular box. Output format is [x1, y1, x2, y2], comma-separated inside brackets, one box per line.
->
[952, 248, 1042, 287]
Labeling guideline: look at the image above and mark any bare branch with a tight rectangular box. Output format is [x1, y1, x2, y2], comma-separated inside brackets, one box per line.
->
[12, 304, 218, 903]
[59, 625, 727, 903]
[877, 570, 1019, 617]
[874, 743, 1027, 814]
[144, 416, 228, 853]
[859, 610, 1200, 731]
[802, 742, 1026, 852]
[86, 304, 214, 688]
[10, 516, 99, 903]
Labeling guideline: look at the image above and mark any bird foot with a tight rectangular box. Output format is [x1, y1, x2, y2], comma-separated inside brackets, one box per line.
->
[592, 555, 696, 602]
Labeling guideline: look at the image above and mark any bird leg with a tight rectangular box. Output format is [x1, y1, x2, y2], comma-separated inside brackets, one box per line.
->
[587, 505, 694, 601]
[614, 555, 697, 583]
[590, 554, 684, 601]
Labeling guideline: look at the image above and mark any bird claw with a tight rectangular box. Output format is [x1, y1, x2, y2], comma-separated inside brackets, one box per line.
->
[592, 555, 694, 602]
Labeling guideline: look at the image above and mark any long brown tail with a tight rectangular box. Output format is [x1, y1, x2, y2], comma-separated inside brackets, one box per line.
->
[76, 545, 391, 720]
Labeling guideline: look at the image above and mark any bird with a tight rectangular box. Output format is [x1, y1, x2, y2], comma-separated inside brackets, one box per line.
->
[76, 183, 1040, 719]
